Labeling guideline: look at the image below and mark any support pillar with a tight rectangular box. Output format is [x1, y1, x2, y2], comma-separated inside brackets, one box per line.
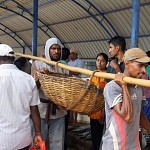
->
[32, 0, 38, 56]
[22, 46, 25, 54]
[131, 0, 140, 48]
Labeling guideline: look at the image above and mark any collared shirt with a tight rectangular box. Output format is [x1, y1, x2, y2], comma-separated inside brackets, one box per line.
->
[0, 64, 40, 150]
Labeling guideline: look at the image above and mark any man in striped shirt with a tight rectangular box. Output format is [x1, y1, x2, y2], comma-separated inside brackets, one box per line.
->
[0, 44, 42, 150]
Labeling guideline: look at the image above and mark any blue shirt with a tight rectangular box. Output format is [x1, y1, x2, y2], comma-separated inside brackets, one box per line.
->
[105, 58, 125, 83]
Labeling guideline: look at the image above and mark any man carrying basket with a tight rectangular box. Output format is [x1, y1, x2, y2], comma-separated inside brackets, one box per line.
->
[32, 38, 67, 150]
[101, 48, 150, 150]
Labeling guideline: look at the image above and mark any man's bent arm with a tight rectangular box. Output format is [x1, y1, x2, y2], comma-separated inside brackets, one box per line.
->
[140, 111, 150, 133]
[113, 84, 133, 123]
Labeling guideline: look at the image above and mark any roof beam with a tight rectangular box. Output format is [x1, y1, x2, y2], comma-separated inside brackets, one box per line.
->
[0, 16, 93, 36]
[10, 34, 150, 48]
[1, 1, 149, 47]
[85, 0, 118, 35]
[0, 2, 149, 37]
[104, 2, 150, 14]
[1, 0, 63, 44]
[1, 1, 149, 20]
[0, 0, 10, 5]
[0, 6, 51, 38]
[0, 28, 24, 48]
[0, 23, 31, 50]
[72, 0, 112, 37]
[64, 34, 150, 44]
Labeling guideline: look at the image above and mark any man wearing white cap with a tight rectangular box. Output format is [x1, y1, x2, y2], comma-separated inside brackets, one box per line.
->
[0, 44, 42, 150]
[101, 48, 150, 150]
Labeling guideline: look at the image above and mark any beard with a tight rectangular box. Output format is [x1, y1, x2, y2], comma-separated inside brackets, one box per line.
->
[51, 56, 60, 62]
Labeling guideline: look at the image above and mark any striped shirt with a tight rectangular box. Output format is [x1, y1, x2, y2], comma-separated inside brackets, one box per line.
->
[0, 64, 40, 150]
[101, 80, 142, 150]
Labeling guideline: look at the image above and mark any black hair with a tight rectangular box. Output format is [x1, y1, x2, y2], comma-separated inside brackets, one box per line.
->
[14, 57, 27, 70]
[96, 53, 108, 63]
[146, 51, 150, 65]
[108, 36, 126, 51]
[146, 51, 150, 57]
[0, 56, 15, 62]
[61, 47, 70, 60]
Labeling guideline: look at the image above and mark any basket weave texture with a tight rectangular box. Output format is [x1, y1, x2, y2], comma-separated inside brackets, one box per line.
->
[37, 72, 104, 115]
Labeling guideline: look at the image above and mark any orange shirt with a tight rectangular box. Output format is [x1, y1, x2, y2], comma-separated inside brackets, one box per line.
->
[89, 76, 106, 120]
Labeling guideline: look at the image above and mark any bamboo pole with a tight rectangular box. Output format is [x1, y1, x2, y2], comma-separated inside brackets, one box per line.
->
[15, 53, 150, 88]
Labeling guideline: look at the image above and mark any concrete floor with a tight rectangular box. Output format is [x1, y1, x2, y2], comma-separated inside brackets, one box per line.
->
[45, 123, 150, 150]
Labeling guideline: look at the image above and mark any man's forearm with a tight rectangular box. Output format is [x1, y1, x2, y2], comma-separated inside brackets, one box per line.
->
[122, 85, 133, 119]
[140, 111, 150, 133]
[30, 105, 41, 134]
[114, 85, 133, 123]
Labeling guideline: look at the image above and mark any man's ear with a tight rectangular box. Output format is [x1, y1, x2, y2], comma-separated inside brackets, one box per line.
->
[116, 46, 120, 53]
[116, 45, 120, 50]
[116, 45, 121, 50]
[124, 59, 130, 68]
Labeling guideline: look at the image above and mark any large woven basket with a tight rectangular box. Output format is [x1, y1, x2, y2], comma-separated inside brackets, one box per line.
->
[37, 70, 104, 115]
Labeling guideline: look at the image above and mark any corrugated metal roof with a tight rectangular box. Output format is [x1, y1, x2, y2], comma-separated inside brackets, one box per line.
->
[0, 0, 150, 60]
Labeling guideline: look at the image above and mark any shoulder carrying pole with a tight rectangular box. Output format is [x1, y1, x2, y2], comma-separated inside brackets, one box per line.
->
[15, 53, 150, 88]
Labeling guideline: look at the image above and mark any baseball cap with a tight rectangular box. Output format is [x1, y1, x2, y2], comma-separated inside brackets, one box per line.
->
[70, 48, 78, 54]
[124, 48, 150, 63]
[0, 44, 15, 57]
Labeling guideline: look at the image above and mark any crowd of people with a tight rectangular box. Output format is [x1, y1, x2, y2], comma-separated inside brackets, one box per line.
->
[0, 35, 150, 150]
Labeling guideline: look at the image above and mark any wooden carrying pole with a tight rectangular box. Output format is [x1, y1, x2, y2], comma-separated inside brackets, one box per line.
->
[15, 53, 150, 88]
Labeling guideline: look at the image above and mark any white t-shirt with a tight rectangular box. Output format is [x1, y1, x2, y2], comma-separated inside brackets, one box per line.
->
[0, 64, 40, 150]
[34, 61, 67, 119]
